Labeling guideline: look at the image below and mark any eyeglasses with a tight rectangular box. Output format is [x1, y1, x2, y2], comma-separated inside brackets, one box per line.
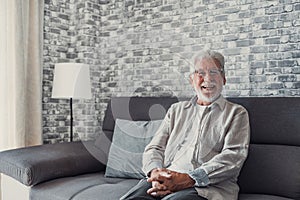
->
[193, 69, 223, 77]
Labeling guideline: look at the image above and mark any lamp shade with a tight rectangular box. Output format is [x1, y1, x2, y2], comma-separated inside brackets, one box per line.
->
[52, 63, 92, 99]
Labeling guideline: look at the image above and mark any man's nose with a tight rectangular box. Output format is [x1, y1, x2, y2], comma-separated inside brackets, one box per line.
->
[202, 72, 214, 81]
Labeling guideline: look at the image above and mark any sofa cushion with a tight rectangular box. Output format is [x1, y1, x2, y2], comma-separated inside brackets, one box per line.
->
[105, 119, 163, 179]
[95, 96, 179, 167]
[238, 144, 300, 199]
[30, 172, 139, 200]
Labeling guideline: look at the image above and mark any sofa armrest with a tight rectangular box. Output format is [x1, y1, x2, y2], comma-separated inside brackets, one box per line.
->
[0, 141, 105, 186]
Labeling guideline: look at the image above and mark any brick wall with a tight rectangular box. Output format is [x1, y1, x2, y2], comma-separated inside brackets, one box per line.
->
[43, 0, 300, 143]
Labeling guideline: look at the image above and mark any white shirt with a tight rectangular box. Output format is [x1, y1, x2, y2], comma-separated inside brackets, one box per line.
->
[167, 104, 208, 173]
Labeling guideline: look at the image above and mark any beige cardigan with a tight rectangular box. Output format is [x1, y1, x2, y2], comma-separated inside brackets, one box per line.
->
[143, 96, 250, 200]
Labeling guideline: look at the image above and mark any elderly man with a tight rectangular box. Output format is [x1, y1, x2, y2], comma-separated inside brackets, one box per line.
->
[121, 50, 250, 200]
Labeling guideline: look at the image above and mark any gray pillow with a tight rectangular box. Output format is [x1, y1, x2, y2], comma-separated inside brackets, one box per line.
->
[105, 118, 163, 179]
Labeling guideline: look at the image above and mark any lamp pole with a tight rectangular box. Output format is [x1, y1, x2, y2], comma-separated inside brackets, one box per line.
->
[70, 98, 73, 142]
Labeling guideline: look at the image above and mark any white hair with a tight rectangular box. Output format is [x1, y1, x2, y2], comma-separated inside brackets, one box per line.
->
[192, 49, 225, 73]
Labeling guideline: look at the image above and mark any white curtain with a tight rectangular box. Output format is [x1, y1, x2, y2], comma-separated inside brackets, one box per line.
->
[0, 0, 43, 197]
[0, 0, 44, 150]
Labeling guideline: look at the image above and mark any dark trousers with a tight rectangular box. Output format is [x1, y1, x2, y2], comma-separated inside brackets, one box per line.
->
[120, 179, 207, 200]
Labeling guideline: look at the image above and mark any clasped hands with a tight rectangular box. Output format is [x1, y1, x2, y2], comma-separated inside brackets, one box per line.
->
[147, 168, 195, 197]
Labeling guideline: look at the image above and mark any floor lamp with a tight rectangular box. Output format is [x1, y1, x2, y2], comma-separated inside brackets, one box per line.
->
[51, 63, 92, 142]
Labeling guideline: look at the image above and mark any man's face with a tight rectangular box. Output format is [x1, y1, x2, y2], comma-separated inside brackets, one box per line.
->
[191, 57, 226, 105]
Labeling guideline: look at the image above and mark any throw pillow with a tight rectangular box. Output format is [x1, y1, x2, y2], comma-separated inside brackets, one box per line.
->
[105, 118, 163, 179]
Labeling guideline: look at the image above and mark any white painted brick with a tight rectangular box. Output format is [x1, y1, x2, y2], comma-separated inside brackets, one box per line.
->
[43, 0, 300, 143]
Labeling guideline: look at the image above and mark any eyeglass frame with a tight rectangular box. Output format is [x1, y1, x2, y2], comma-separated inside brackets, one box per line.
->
[191, 68, 224, 78]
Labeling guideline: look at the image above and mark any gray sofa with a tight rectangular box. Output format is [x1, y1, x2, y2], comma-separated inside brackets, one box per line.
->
[0, 97, 299, 200]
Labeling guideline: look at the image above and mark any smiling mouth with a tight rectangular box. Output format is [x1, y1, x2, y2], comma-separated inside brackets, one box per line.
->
[201, 85, 215, 90]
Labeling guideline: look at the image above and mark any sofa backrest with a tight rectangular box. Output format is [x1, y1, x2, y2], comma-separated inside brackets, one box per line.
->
[102, 96, 300, 199]
[102, 96, 179, 140]
[229, 97, 300, 199]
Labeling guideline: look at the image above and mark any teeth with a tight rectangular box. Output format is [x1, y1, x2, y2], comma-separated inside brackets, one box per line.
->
[201, 86, 215, 91]
[201, 83, 215, 89]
